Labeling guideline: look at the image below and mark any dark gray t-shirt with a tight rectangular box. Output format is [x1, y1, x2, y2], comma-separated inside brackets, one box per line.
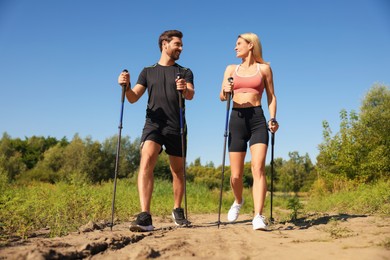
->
[136, 63, 194, 134]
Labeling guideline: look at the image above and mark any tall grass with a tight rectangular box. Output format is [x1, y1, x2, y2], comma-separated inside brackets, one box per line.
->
[0, 179, 256, 238]
[306, 179, 390, 215]
[1, 179, 388, 240]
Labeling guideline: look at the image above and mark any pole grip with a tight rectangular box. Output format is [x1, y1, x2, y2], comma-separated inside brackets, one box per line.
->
[120, 69, 128, 103]
[177, 73, 184, 108]
[226, 77, 234, 107]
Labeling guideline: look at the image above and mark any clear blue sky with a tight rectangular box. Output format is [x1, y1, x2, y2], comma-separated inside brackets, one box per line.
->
[0, 0, 389, 166]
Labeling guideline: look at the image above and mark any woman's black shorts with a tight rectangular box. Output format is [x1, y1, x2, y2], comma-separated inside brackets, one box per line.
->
[228, 106, 269, 152]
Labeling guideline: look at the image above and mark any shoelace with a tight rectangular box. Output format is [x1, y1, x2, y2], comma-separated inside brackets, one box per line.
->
[231, 203, 242, 211]
[138, 213, 151, 222]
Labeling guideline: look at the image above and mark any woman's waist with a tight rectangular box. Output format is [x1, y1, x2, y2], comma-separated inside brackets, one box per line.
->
[232, 93, 262, 108]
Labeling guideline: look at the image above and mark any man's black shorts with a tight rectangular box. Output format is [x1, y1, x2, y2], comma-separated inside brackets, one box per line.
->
[140, 123, 187, 157]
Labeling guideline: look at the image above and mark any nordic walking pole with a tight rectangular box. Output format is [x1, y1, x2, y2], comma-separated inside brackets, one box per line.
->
[110, 69, 128, 231]
[177, 72, 189, 225]
[217, 77, 233, 228]
[270, 131, 275, 223]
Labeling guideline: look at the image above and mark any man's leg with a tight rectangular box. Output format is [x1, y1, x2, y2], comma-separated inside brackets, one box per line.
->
[169, 155, 185, 209]
[169, 155, 191, 225]
[138, 140, 161, 213]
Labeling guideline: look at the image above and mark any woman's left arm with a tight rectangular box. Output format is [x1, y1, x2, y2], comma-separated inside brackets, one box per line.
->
[262, 64, 279, 132]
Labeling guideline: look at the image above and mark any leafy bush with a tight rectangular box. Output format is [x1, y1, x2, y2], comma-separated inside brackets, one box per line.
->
[317, 84, 390, 184]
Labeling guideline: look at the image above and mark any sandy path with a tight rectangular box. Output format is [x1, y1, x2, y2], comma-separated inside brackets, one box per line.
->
[1, 213, 389, 259]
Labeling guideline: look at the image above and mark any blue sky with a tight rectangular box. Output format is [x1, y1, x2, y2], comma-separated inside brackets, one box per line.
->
[0, 0, 389, 166]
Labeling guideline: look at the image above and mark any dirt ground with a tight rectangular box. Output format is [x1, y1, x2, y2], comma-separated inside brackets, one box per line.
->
[0, 213, 389, 260]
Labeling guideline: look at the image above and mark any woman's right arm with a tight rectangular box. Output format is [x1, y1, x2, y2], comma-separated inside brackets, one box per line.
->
[219, 65, 235, 101]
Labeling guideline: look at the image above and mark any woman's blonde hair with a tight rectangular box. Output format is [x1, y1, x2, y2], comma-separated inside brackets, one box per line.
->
[238, 33, 268, 64]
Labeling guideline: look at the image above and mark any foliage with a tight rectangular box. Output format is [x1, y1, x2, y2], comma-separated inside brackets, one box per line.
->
[101, 135, 141, 179]
[187, 161, 223, 189]
[1, 179, 387, 239]
[316, 84, 390, 187]
[275, 152, 315, 193]
[287, 195, 303, 221]
[307, 179, 390, 215]
[0, 132, 318, 195]
[0, 133, 141, 184]
[154, 152, 172, 181]
[0, 133, 28, 181]
[0, 180, 246, 238]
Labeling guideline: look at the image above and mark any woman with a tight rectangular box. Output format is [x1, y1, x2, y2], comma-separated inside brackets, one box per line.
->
[219, 32, 279, 230]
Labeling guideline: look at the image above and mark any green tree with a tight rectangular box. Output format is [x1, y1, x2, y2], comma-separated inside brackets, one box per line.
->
[58, 134, 89, 184]
[101, 135, 140, 179]
[189, 163, 220, 189]
[190, 157, 202, 167]
[154, 152, 172, 181]
[17, 143, 65, 183]
[316, 84, 390, 186]
[276, 152, 314, 193]
[0, 133, 27, 181]
[356, 84, 390, 181]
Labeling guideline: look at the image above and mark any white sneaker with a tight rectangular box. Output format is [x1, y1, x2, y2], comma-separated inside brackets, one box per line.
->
[252, 214, 267, 230]
[227, 199, 244, 222]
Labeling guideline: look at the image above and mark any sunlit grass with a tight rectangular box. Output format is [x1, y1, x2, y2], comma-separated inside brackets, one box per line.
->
[0, 179, 388, 239]
[306, 180, 390, 216]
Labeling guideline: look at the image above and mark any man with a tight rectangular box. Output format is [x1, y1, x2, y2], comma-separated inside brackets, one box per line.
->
[118, 30, 194, 231]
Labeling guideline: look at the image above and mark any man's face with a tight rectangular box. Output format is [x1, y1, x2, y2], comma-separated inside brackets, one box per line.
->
[164, 37, 183, 61]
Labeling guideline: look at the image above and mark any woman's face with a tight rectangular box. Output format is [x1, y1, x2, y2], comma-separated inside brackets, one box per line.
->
[235, 37, 252, 58]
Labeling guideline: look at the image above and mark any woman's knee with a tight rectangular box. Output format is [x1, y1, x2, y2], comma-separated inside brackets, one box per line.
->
[251, 164, 266, 178]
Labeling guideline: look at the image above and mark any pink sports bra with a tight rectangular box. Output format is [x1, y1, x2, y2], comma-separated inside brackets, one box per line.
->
[233, 63, 264, 95]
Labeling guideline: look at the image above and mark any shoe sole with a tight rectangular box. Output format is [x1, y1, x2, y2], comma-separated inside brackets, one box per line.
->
[227, 213, 240, 222]
[253, 226, 267, 231]
[227, 216, 239, 222]
[129, 224, 154, 232]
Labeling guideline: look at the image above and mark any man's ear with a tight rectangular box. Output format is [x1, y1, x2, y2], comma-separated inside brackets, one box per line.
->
[163, 40, 168, 50]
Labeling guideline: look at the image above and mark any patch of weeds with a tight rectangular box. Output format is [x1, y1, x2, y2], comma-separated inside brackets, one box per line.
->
[378, 237, 390, 249]
[324, 219, 355, 239]
[293, 238, 331, 243]
[287, 196, 303, 221]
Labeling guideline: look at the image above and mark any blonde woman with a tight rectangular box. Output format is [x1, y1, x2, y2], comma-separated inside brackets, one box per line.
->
[219, 32, 279, 230]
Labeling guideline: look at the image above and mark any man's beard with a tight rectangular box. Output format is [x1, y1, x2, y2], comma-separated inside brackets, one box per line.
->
[168, 49, 181, 61]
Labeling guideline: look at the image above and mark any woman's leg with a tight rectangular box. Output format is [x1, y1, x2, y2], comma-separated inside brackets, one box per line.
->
[229, 152, 246, 204]
[250, 143, 268, 216]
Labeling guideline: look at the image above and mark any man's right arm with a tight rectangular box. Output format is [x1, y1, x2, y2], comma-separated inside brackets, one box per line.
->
[125, 84, 146, 104]
[118, 70, 146, 104]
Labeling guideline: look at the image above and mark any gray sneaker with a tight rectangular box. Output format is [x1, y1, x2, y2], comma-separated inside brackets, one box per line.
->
[172, 208, 190, 226]
[129, 212, 154, 232]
